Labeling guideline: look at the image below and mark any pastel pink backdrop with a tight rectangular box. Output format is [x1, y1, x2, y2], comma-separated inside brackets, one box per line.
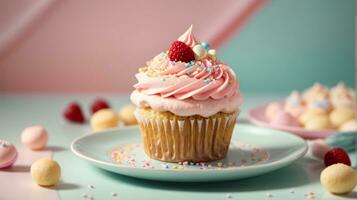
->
[0, 0, 266, 93]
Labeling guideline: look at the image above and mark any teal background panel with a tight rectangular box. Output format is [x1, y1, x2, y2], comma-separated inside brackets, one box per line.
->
[220, 0, 355, 93]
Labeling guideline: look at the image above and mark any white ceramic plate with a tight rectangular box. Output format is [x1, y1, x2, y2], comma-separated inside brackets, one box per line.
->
[71, 125, 307, 182]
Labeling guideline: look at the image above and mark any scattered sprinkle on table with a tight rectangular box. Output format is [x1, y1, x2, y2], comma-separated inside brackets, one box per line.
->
[111, 192, 117, 197]
[82, 193, 88, 198]
[226, 193, 232, 199]
[88, 185, 95, 189]
[266, 192, 273, 198]
[305, 192, 315, 199]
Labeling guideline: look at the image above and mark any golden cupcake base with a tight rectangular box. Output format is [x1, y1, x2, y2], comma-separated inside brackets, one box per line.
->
[135, 108, 238, 162]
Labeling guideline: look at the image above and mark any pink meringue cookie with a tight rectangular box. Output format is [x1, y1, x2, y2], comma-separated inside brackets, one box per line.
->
[303, 82, 329, 103]
[0, 140, 17, 168]
[265, 102, 284, 121]
[330, 82, 353, 99]
[308, 139, 331, 159]
[307, 98, 332, 113]
[270, 111, 299, 127]
[21, 126, 48, 150]
[284, 91, 305, 117]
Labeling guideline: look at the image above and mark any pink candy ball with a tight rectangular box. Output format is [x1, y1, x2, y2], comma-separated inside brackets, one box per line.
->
[270, 111, 299, 127]
[309, 139, 331, 159]
[0, 140, 18, 168]
[21, 126, 48, 150]
[265, 102, 284, 121]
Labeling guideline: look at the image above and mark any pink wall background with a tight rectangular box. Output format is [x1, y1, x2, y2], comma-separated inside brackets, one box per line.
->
[0, 0, 266, 93]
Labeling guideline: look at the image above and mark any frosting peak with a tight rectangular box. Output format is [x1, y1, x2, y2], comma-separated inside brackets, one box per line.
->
[177, 25, 198, 48]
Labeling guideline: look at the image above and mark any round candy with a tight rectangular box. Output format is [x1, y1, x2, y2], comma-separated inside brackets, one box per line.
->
[21, 126, 48, 150]
[308, 139, 331, 159]
[90, 109, 119, 131]
[192, 44, 207, 60]
[207, 49, 216, 60]
[31, 158, 61, 186]
[0, 140, 17, 168]
[270, 111, 299, 127]
[119, 104, 138, 126]
[265, 102, 284, 121]
[329, 107, 356, 128]
[320, 163, 357, 194]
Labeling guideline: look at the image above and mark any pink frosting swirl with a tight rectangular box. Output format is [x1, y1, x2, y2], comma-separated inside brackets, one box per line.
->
[134, 53, 239, 101]
[131, 26, 242, 116]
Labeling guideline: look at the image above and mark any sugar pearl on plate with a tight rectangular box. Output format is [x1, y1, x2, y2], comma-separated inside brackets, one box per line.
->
[21, 125, 48, 150]
[320, 163, 357, 194]
[0, 140, 17, 168]
[31, 158, 61, 186]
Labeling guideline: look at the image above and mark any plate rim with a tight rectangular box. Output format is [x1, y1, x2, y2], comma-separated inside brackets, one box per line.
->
[71, 125, 308, 173]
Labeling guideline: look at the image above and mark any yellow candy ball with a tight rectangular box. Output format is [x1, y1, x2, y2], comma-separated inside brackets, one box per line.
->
[329, 107, 356, 128]
[31, 158, 61, 186]
[90, 109, 119, 131]
[320, 163, 357, 194]
[119, 104, 138, 126]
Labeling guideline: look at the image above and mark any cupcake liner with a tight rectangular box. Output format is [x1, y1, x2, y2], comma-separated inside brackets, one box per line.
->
[135, 109, 238, 162]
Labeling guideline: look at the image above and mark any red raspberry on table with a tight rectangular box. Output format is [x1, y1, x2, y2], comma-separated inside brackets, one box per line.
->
[91, 99, 110, 114]
[324, 147, 351, 167]
[168, 41, 195, 63]
[63, 102, 85, 123]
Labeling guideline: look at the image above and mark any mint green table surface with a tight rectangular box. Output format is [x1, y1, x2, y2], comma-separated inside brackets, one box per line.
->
[0, 93, 356, 200]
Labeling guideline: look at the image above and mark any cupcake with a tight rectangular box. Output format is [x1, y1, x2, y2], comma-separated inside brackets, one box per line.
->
[131, 26, 242, 162]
